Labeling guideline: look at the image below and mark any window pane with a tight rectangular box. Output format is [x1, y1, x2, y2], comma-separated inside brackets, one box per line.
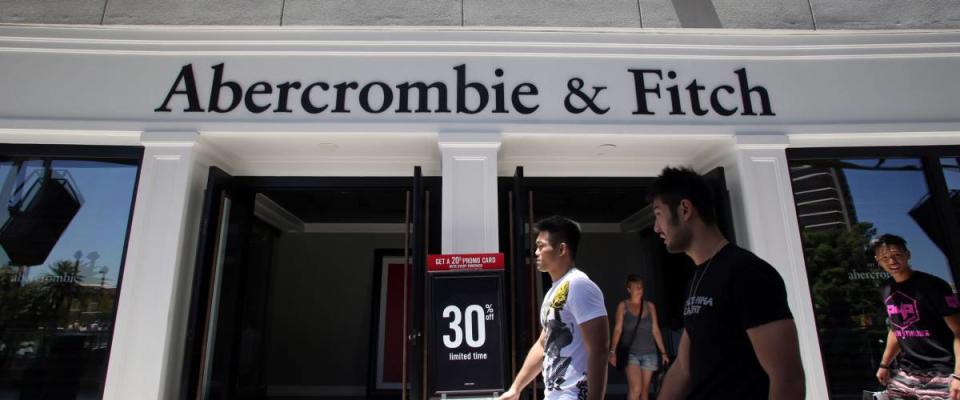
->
[789, 157, 953, 398]
[0, 157, 139, 399]
[940, 157, 960, 233]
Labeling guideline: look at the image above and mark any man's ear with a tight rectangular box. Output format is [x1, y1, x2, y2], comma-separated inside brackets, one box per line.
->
[678, 199, 694, 222]
[558, 242, 568, 257]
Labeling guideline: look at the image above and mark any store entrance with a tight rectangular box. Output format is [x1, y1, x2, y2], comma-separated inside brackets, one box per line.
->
[181, 168, 440, 400]
[499, 167, 735, 400]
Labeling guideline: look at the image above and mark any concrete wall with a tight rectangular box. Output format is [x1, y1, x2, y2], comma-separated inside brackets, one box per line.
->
[1, 0, 958, 29]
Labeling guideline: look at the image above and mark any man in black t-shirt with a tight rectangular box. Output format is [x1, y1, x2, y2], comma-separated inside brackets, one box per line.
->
[873, 234, 960, 400]
[650, 167, 805, 400]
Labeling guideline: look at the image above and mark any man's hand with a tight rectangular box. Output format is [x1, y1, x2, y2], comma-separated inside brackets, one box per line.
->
[950, 377, 960, 400]
[501, 330, 546, 400]
[608, 351, 616, 367]
[662, 353, 671, 366]
[876, 368, 890, 385]
[878, 330, 899, 390]
[498, 388, 519, 400]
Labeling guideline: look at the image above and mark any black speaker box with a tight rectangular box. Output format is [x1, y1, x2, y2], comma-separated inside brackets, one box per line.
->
[0, 176, 82, 266]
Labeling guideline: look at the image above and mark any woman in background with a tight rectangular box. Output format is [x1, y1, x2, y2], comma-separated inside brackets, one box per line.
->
[609, 275, 669, 400]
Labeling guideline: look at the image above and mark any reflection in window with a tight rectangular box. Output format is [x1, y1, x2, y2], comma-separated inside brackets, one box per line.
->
[0, 157, 139, 399]
[941, 157, 960, 232]
[790, 157, 953, 398]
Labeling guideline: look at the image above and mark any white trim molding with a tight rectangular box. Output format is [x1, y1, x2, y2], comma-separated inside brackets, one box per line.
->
[105, 131, 201, 400]
[730, 135, 830, 400]
[439, 132, 501, 254]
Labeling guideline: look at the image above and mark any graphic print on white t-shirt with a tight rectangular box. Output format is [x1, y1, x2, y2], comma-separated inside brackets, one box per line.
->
[539, 268, 607, 400]
[544, 280, 574, 392]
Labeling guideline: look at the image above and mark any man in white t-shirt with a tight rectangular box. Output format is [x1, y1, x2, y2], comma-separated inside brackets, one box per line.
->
[500, 216, 609, 400]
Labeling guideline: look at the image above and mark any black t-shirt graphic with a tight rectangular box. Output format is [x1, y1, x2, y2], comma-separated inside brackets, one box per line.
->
[683, 244, 794, 400]
[881, 271, 960, 373]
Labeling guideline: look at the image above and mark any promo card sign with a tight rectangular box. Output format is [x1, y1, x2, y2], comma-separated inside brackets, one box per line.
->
[428, 266, 506, 395]
[428, 253, 505, 272]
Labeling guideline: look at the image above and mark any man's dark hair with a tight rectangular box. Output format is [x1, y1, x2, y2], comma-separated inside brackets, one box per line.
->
[646, 166, 717, 225]
[534, 215, 581, 259]
[870, 233, 908, 255]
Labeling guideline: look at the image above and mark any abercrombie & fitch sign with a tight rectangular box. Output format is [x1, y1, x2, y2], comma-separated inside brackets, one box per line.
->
[155, 63, 775, 117]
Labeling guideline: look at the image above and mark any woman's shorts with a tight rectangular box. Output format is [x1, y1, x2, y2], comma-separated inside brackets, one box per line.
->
[627, 352, 659, 371]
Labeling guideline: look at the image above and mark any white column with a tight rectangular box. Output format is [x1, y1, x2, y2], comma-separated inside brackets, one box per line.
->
[730, 134, 829, 399]
[438, 132, 501, 254]
[103, 131, 200, 400]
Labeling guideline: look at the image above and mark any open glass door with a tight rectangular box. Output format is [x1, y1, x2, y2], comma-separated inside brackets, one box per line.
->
[702, 167, 736, 244]
[501, 166, 539, 400]
[406, 166, 429, 400]
[184, 167, 439, 400]
[499, 167, 737, 399]
[182, 166, 236, 400]
[182, 167, 273, 400]
[619, 166, 736, 360]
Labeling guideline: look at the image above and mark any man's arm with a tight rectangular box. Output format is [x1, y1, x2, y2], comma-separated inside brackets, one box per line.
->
[579, 316, 609, 400]
[746, 318, 805, 400]
[942, 314, 960, 400]
[658, 330, 691, 400]
[876, 329, 899, 385]
[499, 330, 546, 400]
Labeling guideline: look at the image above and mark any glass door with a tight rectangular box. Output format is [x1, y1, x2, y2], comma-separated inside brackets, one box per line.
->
[183, 166, 269, 400]
[701, 167, 736, 244]
[501, 173, 652, 400]
[499, 168, 736, 399]
[182, 166, 235, 400]
[184, 167, 440, 400]
[787, 153, 959, 398]
[407, 166, 427, 400]
[501, 167, 538, 399]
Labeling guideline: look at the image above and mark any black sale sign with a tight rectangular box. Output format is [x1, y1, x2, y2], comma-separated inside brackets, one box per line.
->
[428, 271, 505, 395]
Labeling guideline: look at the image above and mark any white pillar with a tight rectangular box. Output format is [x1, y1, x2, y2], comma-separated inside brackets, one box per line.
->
[730, 134, 829, 399]
[104, 131, 200, 400]
[438, 132, 501, 254]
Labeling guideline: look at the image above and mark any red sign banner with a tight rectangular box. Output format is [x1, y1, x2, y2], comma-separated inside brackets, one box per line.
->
[427, 253, 505, 272]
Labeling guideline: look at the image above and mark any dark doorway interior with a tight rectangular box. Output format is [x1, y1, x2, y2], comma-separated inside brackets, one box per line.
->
[499, 176, 682, 400]
[184, 173, 440, 400]
[499, 170, 734, 400]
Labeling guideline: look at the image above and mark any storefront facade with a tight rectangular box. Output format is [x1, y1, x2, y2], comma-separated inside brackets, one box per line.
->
[1, 25, 960, 399]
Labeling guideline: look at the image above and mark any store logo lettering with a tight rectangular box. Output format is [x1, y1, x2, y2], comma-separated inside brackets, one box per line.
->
[629, 69, 774, 116]
[154, 63, 775, 117]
